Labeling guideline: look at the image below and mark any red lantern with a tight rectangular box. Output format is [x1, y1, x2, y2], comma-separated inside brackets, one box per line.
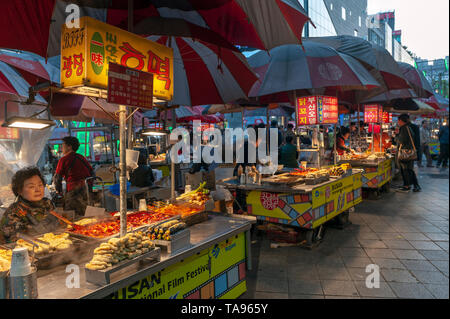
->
[364, 104, 383, 123]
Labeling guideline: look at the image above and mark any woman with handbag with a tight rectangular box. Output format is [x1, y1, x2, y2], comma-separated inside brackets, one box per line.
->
[396, 114, 421, 193]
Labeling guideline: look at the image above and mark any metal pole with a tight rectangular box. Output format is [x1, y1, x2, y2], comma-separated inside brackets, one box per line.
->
[371, 124, 375, 153]
[333, 124, 337, 165]
[379, 123, 383, 152]
[170, 108, 176, 200]
[119, 105, 127, 237]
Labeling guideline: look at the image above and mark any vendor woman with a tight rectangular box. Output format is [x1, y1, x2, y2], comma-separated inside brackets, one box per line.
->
[53, 136, 94, 216]
[335, 127, 354, 156]
[0, 167, 61, 244]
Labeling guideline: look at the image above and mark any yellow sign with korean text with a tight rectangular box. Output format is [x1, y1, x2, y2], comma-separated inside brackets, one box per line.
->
[110, 232, 247, 299]
[61, 16, 173, 101]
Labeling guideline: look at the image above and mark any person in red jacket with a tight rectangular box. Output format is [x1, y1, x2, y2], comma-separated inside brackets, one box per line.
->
[53, 136, 94, 216]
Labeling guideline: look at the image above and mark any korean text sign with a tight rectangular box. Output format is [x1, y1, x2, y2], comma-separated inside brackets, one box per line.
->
[61, 16, 173, 101]
[107, 63, 153, 109]
[364, 105, 383, 123]
[296, 96, 338, 126]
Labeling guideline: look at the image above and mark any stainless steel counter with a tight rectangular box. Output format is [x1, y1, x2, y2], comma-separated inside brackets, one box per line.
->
[36, 214, 252, 299]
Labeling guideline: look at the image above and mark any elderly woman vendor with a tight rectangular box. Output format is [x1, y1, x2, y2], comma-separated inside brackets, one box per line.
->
[0, 167, 61, 244]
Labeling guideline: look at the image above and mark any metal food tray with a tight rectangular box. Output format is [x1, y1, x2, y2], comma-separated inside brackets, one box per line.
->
[153, 228, 191, 255]
[1, 234, 89, 270]
[305, 175, 330, 185]
[84, 247, 161, 286]
[68, 214, 181, 242]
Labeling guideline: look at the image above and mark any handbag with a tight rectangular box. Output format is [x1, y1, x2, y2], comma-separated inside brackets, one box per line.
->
[398, 126, 417, 162]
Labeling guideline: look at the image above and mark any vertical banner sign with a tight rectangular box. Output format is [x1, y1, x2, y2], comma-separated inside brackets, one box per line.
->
[296, 96, 318, 125]
[61, 16, 173, 101]
[382, 111, 392, 124]
[107, 63, 153, 109]
[320, 96, 338, 124]
[364, 104, 382, 123]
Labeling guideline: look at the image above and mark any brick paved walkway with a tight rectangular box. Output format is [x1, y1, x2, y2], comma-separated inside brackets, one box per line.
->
[242, 166, 449, 299]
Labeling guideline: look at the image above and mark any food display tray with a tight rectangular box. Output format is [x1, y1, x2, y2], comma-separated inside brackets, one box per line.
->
[84, 247, 161, 286]
[305, 176, 330, 185]
[153, 229, 191, 255]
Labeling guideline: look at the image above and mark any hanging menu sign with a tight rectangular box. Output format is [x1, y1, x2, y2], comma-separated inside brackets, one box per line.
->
[0, 127, 20, 140]
[296, 96, 338, 126]
[364, 104, 383, 123]
[107, 63, 153, 109]
[319, 96, 338, 124]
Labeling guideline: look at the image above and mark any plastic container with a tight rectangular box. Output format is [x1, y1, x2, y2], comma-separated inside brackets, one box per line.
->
[9, 248, 31, 277]
[109, 182, 131, 196]
[138, 199, 147, 211]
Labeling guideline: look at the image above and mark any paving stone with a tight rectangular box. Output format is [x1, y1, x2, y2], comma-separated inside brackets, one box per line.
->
[381, 269, 418, 283]
[358, 240, 388, 249]
[382, 240, 415, 250]
[438, 227, 449, 234]
[364, 249, 396, 259]
[419, 250, 449, 261]
[289, 294, 324, 299]
[389, 283, 435, 299]
[317, 266, 351, 281]
[409, 270, 449, 284]
[392, 249, 426, 260]
[424, 233, 449, 241]
[253, 292, 289, 299]
[415, 226, 445, 233]
[342, 256, 373, 268]
[287, 265, 320, 281]
[423, 284, 449, 299]
[429, 260, 449, 276]
[324, 295, 361, 299]
[400, 260, 439, 272]
[356, 232, 380, 240]
[316, 256, 345, 267]
[320, 280, 359, 297]
[408, 241, 443, 251]
[371, 258, 406, 270]
[370, 225, 397, 233]
[339, 247, 368, 257]
[347, 267, 386, 282]
[353, 281, 396, 298]
[375, 233, 404, 240]
[400, 233, 431, 241]
[255, 276, 289, 293]
[288, 280, 323, 296]
[435, 242, 449, 251]
[392, 225, 421, 233]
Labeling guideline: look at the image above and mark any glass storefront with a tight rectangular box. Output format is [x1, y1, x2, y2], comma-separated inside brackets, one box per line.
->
[302, 0, 337, 37]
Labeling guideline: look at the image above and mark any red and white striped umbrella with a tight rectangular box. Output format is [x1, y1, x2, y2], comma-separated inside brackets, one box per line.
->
[0, 1, 311, 57]
[147, 35, 258, 106]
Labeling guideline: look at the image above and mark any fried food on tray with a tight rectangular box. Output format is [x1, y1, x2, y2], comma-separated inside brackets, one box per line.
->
[14, 233, 73, 255]
[85, 231, 155, 270]
[0, 248, 12, 272]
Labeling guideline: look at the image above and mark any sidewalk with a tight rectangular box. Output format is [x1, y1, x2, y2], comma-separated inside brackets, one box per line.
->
[242, 166, 449, 299]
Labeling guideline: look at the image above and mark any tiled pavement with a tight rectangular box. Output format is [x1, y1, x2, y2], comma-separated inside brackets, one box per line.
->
[241, 166, 449, 299]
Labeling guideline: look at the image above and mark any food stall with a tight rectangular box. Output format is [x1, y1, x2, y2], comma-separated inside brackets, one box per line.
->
[1, 17, 254, 300]
[220, 97, 364, 246]
[339, 105, 394, 197]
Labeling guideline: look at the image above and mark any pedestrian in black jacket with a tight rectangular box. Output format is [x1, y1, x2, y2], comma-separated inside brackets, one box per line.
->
[396, 114, 421, 193]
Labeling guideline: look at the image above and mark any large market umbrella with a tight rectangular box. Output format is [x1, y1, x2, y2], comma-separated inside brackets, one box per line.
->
[384, 98, 436, 115]
[308, 36, 410, 96]
[398, 62, 434, 99]
[146, 35, 258, 106]
[247, 42, 381, 104]
[0, 49, 60, 85]
[0, 0, 311, 57]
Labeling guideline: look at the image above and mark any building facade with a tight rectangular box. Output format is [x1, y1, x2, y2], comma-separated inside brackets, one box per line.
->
[301, 0, 368, 38]
[416, 57, 450, 98]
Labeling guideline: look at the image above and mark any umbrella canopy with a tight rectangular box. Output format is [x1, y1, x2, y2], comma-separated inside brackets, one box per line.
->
[0, 0, 310, 57]
[0, 61, 47, 103]
[397, 62, 434, 98]
[308, 36, 410, 94]
[384, 98, 436, 115]
[248, 42, 381, 104]
[147, 35, 258, 106]
[50, 92, 120, 124]
[0, 49, 60, 85]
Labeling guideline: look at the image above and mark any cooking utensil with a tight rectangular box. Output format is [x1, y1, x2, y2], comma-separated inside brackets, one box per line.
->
[49, 211, 83, 231]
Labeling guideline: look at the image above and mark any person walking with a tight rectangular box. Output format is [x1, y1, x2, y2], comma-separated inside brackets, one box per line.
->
[408, 118, 421, 168]
[396, 114, 421, 193]
[436, 122, 449, 169]
[418, 121, 434, 167]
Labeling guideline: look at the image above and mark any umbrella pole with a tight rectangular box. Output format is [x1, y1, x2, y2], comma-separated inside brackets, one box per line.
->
[358, 104, 361, 142]
[371, 124, 375, 154]
[171, 108, 176, 200]
[333, 124, 337, 165]
[380, 123, 383, 152]
[119, 104, 127, 237]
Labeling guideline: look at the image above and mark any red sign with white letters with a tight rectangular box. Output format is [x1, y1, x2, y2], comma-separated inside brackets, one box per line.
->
[364, 104, 383, 123]
[107, 63, 153, 109]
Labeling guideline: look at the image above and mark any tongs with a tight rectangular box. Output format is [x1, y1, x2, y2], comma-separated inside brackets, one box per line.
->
[49, 211, 83, 231]
[17, 232, 49, 247]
